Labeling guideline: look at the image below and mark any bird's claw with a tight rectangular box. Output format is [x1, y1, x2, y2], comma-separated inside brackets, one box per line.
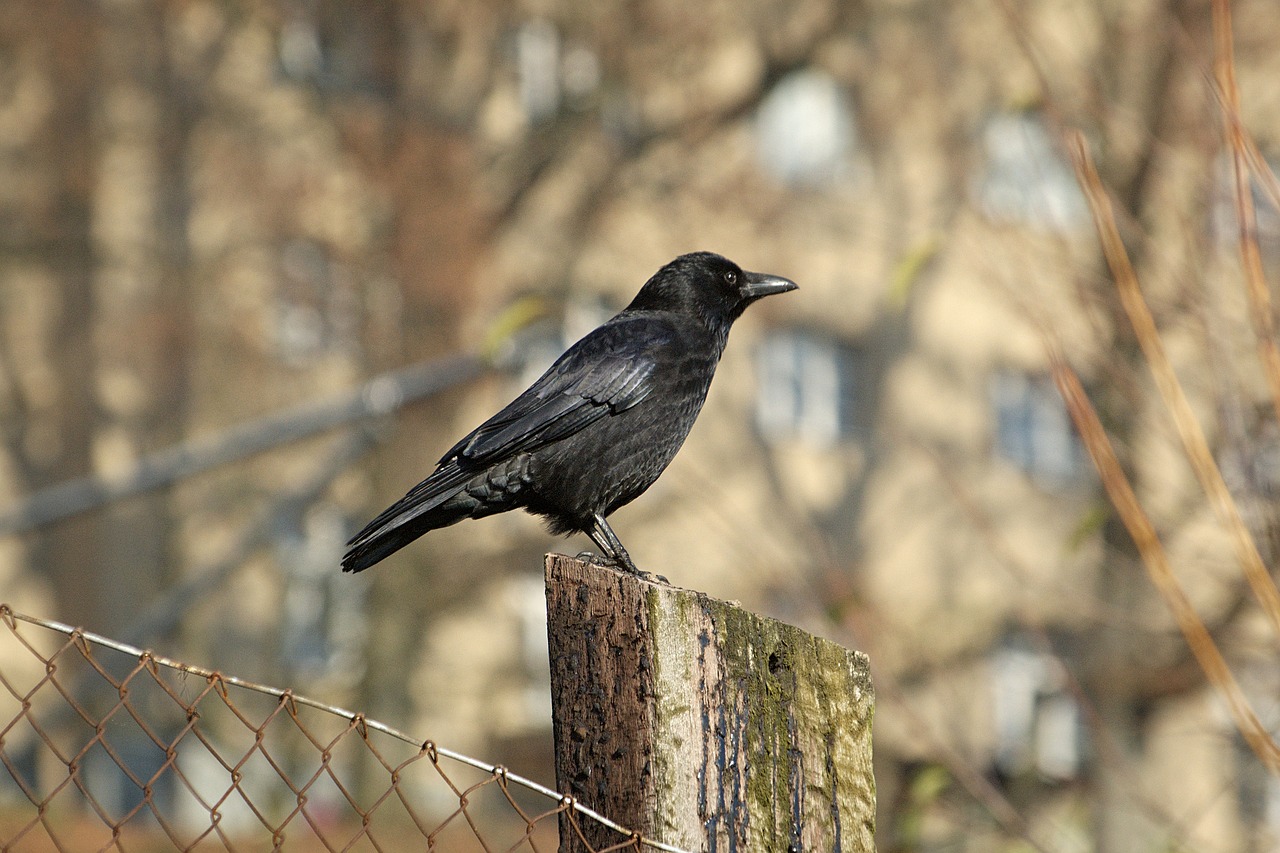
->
[574, 550, 669, 585]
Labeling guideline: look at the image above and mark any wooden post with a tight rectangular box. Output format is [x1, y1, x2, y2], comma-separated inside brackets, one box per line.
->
[545, 553, 875, 853]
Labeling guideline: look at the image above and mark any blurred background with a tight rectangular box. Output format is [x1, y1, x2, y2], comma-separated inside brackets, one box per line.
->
[1, 0, 1279, 849]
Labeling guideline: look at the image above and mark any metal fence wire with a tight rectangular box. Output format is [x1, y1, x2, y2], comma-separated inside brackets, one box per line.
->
[0, 604, 686, 853]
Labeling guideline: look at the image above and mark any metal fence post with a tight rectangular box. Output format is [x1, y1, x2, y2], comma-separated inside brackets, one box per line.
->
[545, 553, 876, 853]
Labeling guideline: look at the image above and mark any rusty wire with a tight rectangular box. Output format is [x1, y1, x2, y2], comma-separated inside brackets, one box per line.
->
[0, 604, 691, 852]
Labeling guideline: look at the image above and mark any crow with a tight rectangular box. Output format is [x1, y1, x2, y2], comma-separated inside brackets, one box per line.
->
[341, 251, 797, 576]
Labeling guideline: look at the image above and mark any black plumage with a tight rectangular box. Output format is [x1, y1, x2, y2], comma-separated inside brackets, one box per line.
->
[341, 251, 797, 575]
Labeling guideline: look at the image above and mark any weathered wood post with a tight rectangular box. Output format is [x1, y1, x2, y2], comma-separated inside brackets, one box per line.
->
[545, 553, 875, 852]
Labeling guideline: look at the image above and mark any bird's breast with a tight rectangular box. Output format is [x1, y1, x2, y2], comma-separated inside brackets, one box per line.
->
[526, 349, 718, 523]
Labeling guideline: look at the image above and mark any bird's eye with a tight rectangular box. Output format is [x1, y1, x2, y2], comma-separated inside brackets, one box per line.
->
[724, 270, 738, 286]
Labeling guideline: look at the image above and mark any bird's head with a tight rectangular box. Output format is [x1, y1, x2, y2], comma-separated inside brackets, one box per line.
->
[626, 252, 798, 331]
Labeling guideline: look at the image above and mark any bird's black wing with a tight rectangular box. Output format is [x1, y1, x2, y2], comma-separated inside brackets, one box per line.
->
[443, 314, 668, 465]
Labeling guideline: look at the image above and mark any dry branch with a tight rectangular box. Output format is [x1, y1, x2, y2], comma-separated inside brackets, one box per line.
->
[1067, 131, 1280, 637]
[1051, 355, 1280, 773]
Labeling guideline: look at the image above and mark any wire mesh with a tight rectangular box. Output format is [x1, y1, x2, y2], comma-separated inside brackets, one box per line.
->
[0, 604, 688, 853]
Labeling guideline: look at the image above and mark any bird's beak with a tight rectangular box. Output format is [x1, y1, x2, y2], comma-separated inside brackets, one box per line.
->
[739, 270, 799, 300]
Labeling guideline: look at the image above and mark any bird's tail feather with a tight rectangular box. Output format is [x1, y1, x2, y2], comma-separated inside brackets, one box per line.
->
[341, 463, 475, 573]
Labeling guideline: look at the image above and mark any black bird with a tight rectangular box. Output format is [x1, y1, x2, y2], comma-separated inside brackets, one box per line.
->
[342, 251, 797, 575]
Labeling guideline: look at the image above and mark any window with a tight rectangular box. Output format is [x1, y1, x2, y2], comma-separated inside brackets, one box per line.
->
[973, 111, 1088, 231]
[513, 20, 601, 125]
[1236, 731, 1280, 846]
[505, 299, 614, 390]
[279, 506, 366, 681]
[517, 19, 560, 123]
[1233, 666, 1280, 844]
[755, 70, 856, 188]
[277, 1, 398, 97]
[511, 320, 570, 389]
[272, 240, 357, 366]
[989, 369, 1090, 488]
[1211, 153, 1280, 266]
[756, 331, 860, 448]
[991, 638, 1082, 782]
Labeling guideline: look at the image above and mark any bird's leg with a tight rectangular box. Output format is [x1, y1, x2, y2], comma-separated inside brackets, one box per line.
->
[587, 513, 641, 575]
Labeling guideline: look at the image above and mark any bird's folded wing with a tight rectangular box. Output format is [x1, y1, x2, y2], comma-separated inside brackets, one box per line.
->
[448, 320, 669, 464]
[344, 356, 642, 549]
[456, 356, 655, 462]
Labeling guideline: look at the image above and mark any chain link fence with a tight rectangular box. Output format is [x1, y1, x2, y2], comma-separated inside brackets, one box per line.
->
[0, 604, 688, 852]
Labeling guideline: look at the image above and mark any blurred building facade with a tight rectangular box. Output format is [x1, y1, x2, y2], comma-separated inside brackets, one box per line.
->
[2, 0, 1280, 850]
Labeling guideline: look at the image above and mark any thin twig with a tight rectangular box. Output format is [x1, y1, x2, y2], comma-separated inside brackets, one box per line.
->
[1210, 0, 1280, 433]
[1049, 356, 1280, 773]
[1067, 130, 1280, 637]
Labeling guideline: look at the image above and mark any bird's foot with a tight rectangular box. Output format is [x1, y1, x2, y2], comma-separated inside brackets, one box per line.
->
[574, 550, 669, 585]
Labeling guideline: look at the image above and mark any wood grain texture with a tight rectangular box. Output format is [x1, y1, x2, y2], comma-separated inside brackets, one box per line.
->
[545, 553, 875, 853]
